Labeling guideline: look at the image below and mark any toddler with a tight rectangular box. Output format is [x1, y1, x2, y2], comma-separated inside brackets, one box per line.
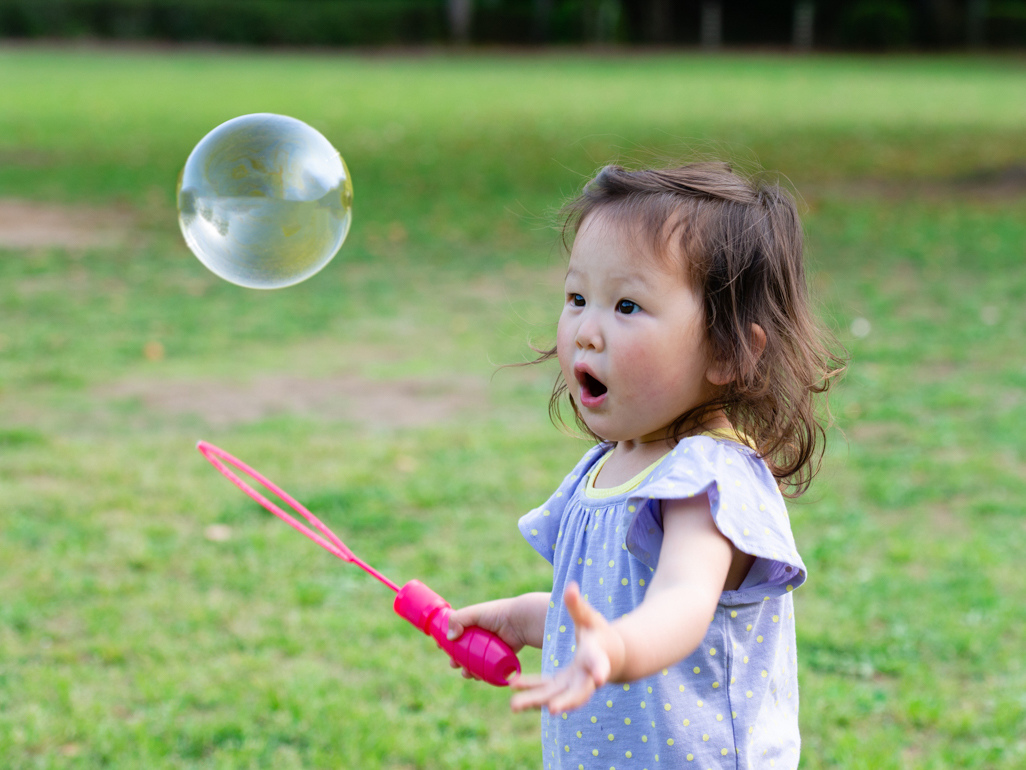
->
[447, 162, 844, 769]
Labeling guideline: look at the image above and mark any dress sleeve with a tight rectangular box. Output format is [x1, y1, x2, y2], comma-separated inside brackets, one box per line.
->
[518, 443, 609, 564]
[620, 436, 807, 603]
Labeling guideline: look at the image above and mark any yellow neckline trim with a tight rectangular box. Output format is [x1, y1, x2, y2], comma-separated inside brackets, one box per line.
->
[583, 429, 755, 499]
[584, 448, 667, 499]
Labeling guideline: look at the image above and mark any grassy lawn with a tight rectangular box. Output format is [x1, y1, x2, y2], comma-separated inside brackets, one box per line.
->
[0, 48, 1024, 768]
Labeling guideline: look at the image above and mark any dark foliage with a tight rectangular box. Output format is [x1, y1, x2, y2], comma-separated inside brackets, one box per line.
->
[0, 0, 1022, 48]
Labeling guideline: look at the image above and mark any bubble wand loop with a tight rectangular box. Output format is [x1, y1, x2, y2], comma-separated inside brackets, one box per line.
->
[196, 441, 521, 687]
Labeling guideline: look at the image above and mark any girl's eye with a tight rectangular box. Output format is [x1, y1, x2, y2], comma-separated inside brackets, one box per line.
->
[569, 294, 586, 307]
[617, 299, 640, 315]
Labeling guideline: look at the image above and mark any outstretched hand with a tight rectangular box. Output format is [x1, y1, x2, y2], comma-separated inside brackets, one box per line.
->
[510, 582, 625, 714]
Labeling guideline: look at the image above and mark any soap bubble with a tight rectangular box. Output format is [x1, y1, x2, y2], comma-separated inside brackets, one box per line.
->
[177, 113, 352, 289]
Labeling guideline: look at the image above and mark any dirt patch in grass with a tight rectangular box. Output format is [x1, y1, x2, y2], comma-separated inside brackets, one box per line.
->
[0, 199, 132, 249]
[802, 163, 1026, 203]
[98, 373, 490, 429]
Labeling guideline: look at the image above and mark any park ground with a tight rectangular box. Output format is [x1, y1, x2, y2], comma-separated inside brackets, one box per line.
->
[0, 48, 1025, 768]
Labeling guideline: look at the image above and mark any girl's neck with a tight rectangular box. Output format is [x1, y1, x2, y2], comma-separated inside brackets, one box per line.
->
[612, 412, 733, 460]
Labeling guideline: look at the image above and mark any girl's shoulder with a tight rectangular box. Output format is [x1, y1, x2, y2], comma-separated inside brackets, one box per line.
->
[623, 433, 807, 603]
[516, 442, 610, 564]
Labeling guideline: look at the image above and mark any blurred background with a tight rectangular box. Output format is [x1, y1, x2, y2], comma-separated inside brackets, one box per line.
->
[0, 2, 1024, 769]
[0, 0, 1024, 49]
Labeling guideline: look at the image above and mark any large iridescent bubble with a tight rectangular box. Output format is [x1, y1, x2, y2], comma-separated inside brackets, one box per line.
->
[177, 114, 353, 289]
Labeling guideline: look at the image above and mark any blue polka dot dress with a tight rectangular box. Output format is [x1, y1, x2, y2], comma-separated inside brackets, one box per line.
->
[518, 434, 807, 770]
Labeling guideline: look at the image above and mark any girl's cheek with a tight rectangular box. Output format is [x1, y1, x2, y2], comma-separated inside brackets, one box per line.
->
[556, 316, 575, 376]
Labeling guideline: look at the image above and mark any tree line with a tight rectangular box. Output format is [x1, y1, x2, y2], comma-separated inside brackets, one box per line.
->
[0, 0, 1022, 48]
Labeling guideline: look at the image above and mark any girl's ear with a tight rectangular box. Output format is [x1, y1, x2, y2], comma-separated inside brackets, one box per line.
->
[706, 323, 767, 387]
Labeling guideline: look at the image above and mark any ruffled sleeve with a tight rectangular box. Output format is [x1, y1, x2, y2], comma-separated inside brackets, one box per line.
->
[620, 436, 807, 604]
[518, 443, 609, 564]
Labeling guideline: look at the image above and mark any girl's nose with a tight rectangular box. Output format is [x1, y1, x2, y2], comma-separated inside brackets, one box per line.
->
[575, 312, 604, 352]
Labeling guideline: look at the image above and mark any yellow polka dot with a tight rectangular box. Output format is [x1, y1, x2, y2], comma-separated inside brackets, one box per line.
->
[664, 703, 671, 711]
[621, 578, 629, 585]
[639, 578, 646, 586]
[772, 615, 779, 623]
[550, 601, 556, 608]
[732, 710, 737, 718]
[746, 623, 753, 631]
[667, 739, 674, 746]
[577, 731, 582, 738]
[682, 718, 690, 726]
[647, 686, 653, 693]
[716, 714, 723, 721]
[731, 677, 736, 684]
[560, 625, 566, 633]
[757, 635, 764, 643]
[628, 505, 636, 513]
[608, 560, 614, 567]
[562, 713, 568, 719]
[608, 733, 614, 741]
[642, 735, 648, 743]
[564, 744, 569, 751]
[554, 660, 559, 666]
[746, 690, 753, 698]
[578, 558, 583, 564]
[786, 584, 794, 592]
[743, 656, 749, 663]
[709, 648, 717, 656]
[591, 716, 597, 723]
[623, 717, 632, 725]
[531, 529, 538, 535]
[762, 670, 768, 677]
[622, 543, 627, 550]
[640, 701, 646, 708]
[697, 699, 703, 707]
[599, 577, 604, 585]
[730, 610, 737, 618]
[749, 726, 754, 734]
[586, 558, 593, 566]
[607, 700, 613, 707]
[721, 748, 729, 756]
[693, 666, 701, 674]
[662, 669, 668, 676]
[592, 749, 599, 756]
[763, 596, 770, 602]
[686, 754, 694, 761]
[712, 682, 720, 689]
[702, 734, 709, 741]
[623, 683, 630, 691]
[743, 529, 749, 536]
[626, 751, 632, 758]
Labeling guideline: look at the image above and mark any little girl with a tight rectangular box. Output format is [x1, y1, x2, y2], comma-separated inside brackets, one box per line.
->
[446, 162, 843, 769]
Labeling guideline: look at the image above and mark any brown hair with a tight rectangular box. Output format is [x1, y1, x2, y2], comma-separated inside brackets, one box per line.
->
[529, 162, 846, 498]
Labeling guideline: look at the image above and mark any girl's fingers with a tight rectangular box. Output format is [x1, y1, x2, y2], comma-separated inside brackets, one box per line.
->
[445, 614, 465, 641]
[510, 673, 548, 690]
[510, 676, 569, 712]
[548, 671, 597, 713]
[563, 582, 602, 630]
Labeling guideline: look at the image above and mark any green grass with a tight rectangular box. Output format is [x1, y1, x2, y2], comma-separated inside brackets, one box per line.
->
[1, 48, 1024, 769]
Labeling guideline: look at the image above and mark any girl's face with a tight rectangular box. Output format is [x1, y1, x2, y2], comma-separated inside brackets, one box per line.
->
[557, 211, 721, 445]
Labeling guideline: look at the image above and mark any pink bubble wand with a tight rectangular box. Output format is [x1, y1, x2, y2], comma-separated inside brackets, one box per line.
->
[197, 441, 521, 687]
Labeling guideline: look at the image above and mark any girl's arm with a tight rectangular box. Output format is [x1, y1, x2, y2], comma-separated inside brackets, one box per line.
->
[510, 494, 734, 713]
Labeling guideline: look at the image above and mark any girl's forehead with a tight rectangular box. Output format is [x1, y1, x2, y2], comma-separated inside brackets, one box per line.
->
[568, 210, 687, 282]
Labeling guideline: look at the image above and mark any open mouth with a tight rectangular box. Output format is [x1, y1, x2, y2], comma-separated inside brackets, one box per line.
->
[581, 372, 607, 398]
[575, 368, 608, 407]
